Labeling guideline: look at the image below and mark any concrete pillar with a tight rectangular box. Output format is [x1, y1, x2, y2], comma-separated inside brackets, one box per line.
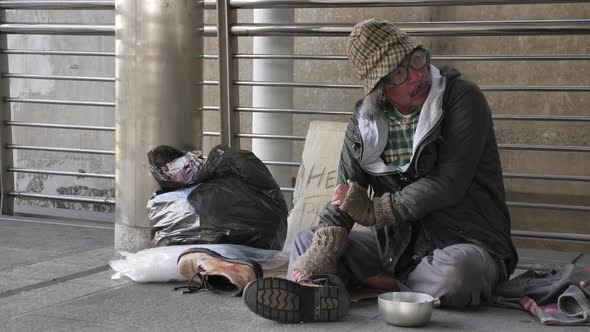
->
[252, 8, 294, 204]
[114, 0, 203, 251]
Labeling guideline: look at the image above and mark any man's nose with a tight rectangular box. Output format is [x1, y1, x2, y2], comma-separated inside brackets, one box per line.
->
[407, 67, 424, 82]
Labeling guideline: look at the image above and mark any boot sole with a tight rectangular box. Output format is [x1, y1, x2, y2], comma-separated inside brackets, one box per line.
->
[242, 277, 350, 323]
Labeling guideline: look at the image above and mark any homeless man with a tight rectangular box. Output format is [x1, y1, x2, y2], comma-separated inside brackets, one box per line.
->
[243, 18, 518, 323]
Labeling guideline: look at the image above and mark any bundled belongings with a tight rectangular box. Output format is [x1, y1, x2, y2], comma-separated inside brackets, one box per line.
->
[147, 145, 205, 192]
[493, 264, 590, 325]
[147, 144, 288, 250]
[176, 247, 263, 296]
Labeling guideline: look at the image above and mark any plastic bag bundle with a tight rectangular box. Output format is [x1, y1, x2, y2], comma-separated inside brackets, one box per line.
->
[185, 145, 288, 250]
[110, 244, 288, 283]
[148, 145, 288, 250]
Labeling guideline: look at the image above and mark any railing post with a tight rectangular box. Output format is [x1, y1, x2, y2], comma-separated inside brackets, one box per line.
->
[217, 0, 240, 148]
[0, 9, 15, 215]
[114, 0, 203, 252]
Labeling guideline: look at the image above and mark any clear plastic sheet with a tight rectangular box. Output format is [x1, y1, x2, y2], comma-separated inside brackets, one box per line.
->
[109, 244, 288, 283]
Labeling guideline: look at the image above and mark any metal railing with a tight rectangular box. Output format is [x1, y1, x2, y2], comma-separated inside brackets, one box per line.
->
[212, 0, 590, 243]
[0, 1, 588, 244]
[0, 2, 117, 214]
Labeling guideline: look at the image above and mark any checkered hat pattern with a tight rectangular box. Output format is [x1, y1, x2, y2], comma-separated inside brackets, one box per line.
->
[346, 18, 420, 94]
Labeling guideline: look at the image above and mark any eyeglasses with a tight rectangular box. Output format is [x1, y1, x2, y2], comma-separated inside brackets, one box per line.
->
[382, 49, 430, 86]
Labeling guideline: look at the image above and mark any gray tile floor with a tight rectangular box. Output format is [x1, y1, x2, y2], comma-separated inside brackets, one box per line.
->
[0, 216, 587, 331]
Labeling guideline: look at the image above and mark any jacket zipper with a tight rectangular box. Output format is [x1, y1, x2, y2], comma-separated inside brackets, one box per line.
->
[412, 116, 444, 176]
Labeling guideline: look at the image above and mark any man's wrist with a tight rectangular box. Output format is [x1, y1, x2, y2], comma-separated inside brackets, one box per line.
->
[373, 194, 397, 225]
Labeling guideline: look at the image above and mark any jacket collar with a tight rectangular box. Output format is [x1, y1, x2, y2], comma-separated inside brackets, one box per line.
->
[355, 65, 447, 174]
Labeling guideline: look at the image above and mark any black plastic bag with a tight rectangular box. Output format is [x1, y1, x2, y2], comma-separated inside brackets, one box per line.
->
[150, 145, 288, 250]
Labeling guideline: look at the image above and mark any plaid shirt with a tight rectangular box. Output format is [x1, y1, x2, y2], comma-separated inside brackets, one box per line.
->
[381, 106, 420, 166]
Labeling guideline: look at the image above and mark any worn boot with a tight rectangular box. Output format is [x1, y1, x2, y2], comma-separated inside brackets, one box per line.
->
[176, 248, 263, 296]
[242, 274, 350, 323]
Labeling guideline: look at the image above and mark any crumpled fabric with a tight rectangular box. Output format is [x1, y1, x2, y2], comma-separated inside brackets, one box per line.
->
[493, 265, 590, 325]
[147, 145, 206, 192]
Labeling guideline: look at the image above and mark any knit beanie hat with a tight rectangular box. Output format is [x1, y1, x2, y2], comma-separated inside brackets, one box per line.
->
[346, 18, 420, 94]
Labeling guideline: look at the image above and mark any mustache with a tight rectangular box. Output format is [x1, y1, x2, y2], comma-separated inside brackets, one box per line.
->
[410, 80, 432, 98]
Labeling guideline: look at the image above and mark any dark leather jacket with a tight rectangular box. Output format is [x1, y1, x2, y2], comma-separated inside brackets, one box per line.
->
[318, 66, 518, 281]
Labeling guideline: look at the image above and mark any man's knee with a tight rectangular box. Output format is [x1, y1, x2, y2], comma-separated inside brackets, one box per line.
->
[437, 254, 475, 306]
[435, 246, 495, 308]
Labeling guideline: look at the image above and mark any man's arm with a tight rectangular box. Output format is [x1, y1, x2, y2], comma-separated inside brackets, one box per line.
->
[318, 117, 370, 230]
[390, 80, 492, 222]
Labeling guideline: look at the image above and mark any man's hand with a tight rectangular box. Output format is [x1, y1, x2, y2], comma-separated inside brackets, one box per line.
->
[339, 181, 397, 226]
[330, 182, 350, 207]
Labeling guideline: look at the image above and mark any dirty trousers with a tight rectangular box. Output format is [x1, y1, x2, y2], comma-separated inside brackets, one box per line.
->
[287, 228, 500, 308]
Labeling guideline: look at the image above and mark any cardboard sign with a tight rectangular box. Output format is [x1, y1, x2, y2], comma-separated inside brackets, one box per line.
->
[283, 121, 348, 252]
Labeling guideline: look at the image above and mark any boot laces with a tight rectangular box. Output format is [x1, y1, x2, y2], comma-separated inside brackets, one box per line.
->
[174, 265, 207, 294]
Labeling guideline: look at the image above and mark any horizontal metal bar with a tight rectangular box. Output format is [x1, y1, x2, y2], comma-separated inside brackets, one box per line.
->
[280, 187, 295, 193]
[3, 73, 114, 82]
[228, 54, 590, 61]
[493, 115, 590, 122]
[8, 167, 115, 179]
[263, 161, 301, 167]
[0, 23, 114, 36]
[205, 80, 590, 92]
[202, 26, 217, 37]
[237, 107, 351, 116]
[5, 121, 115, 132]
[504, 173, 590, 182]
[0, 1, 114, 10]
[236, 133, 307, 141]
[202, 131, 307, 141]
[482, 85, 590, 92]
[234, 54, 349, 60]
[1, 49, 114, 57]
[204, 106, 590, 121]
[198, 106, 220, 111]
[4, 97, 115, 107]
[221, 0, 590, 9]
[507, 201, 590, 212]
[8, 192, 115, 205]
[228, 20, 590, 37]
[434, 54, 590, 61]
[201, 80, 219, 86]
[5, 144, 115, 155]
[499, 144, 590, 153]
[234, 81, 361, 89]
[511, 230, 590, 242]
